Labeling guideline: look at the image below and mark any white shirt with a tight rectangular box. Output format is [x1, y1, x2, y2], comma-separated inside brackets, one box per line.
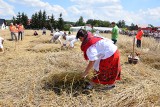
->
[0, 37, 4, 48]
[59, 31, 64, 35]
[65, 35, 76, 42]
[54, 32, 61, 38]
[86, 39, 117, 71]
[64, 35, 78, 47]
[43, 28, 46, 32]
[50, 32, 63, 45]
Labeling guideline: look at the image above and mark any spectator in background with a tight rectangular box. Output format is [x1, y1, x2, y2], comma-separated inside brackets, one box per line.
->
[111, 22, 119, 44]
[18, 23, 24, 41]
[136, 28, 144, 48]
[0, 36, 4, 53]
[9, 23, 18, 41]
[42, 27, 46, 35]
[33, 31, 38, 36]
[9, 23, 15, 41]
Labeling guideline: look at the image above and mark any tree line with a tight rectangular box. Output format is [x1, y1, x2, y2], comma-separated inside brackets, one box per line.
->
[7, 10, 141, 31]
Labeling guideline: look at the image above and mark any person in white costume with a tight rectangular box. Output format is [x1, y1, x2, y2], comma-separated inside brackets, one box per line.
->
[62, 34, 78, 48]
[50, 31, 64, 45]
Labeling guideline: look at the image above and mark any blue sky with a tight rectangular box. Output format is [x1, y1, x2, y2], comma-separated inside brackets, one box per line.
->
[0, 0, 160, 26]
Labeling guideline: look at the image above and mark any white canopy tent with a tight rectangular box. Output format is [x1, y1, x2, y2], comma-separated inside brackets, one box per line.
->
[70, 26, 92, 32]
[93, 27, 113, 33]
[70, 26, 115, 33]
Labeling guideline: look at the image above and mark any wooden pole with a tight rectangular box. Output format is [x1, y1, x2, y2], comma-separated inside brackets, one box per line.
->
[132, 37, 135, 62]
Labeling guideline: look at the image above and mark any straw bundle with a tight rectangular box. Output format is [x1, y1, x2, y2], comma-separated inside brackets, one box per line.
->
[42, 71, 93, 95]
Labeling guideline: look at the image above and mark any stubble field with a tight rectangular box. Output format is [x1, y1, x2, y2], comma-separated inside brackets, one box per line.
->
[0, 29, 160, 107]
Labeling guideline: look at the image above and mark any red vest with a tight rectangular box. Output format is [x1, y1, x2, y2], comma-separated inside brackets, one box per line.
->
[10, 25, 18, 33]
[81, 32, 102, 60]
[136, 30, 143, 40]
[18, 25, 24, 32]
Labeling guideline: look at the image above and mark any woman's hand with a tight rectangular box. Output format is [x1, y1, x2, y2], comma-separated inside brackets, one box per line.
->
[82, 71, 88, 78]
[82, 61, 95, 78]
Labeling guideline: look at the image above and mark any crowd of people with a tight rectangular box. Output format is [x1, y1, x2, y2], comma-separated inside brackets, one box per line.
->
[9, 23, 24, 41]
[120, 28, 160, 40]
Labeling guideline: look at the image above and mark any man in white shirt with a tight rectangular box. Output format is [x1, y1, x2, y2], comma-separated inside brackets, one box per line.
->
[62, 34, 78, 48]
[42, 27, 46, 35]
[50, 31, 64, 45]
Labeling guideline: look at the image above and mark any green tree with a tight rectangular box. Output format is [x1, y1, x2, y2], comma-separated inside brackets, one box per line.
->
[31, 12, 39, 29]
[63, 24, 71, 31]
[129, 23, 138, 30]
[16, 12, 22, 23]
[86, 19, 94, 26]
[42, 10, 47, 27]
[38, 10, 43, 29]
[49, 14, 56, 29]
[130, 23, 135, 30]
[57, 13, 64, 30]
[117, 20, 126, 28]
[31, 14, 35, 28]
[93, 20, 98, 27]
[21, 12, 28, 27]
[12, 12, 28, 28]
[12, 16, 16, 24]
[102, 21, 110, 27]
[75, 16, 85, 26]
[86, 19, 110, 27]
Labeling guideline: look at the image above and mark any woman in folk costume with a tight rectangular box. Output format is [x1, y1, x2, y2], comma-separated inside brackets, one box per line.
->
[76, 29, 121, 90]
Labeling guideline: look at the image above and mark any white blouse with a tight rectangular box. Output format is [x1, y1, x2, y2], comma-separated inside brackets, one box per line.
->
[86, 39, 117, 71]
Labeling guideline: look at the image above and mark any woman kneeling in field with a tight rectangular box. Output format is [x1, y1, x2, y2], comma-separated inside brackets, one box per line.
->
[76, 29, 121, 90]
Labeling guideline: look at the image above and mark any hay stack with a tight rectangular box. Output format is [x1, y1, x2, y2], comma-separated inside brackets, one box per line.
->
[41, 71, 93, 95]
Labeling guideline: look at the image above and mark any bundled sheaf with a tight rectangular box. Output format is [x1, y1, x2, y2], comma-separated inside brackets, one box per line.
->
[42, 71, 93, 95]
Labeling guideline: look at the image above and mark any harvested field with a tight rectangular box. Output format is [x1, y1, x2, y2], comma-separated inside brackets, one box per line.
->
[0, 29, 160, 107]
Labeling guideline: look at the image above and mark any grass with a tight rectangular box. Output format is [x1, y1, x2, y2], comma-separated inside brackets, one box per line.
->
[0, 29, 160, 107]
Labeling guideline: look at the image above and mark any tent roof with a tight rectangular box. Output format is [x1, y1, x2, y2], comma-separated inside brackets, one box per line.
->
[70, 26, 92, 31]
[93, 27, 112, 31]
